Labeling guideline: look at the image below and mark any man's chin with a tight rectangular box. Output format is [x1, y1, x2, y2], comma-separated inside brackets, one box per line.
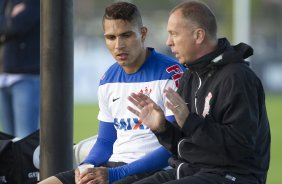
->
[117, 60, 126, 65]
[178, 59, 186, 65]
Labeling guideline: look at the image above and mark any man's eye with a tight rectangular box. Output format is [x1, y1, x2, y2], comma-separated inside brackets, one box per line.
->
[106, 36, 115, 40]
[123, 33, 131, 37]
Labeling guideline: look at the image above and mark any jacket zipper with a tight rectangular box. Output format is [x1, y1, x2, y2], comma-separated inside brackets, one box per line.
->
[178, 139, 186, 159]
[177, 139, 188, 179]
[194, 72, 202, 114]
[177, 72, 202, 178]
[176, 162, 185, 180]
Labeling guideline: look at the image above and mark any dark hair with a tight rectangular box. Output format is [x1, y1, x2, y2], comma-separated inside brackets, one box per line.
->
[103, 2, 143, 28]
[170, 1, 217, 39]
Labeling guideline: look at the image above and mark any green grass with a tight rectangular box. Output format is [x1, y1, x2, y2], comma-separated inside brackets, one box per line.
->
[73, 103, 99, 143]
[265, 95, 282, 184]
[74, 94, 282, 183]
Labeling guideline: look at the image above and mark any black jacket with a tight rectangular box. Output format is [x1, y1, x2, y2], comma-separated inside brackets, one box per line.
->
[0, 0, 40, 74]
[155, 38, 270, 183]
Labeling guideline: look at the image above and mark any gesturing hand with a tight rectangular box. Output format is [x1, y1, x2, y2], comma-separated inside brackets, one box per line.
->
[127, 92, 166, 132]
[164, 87, 190, 128]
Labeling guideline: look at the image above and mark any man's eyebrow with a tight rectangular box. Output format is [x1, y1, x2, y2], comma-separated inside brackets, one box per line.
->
[120, 31, 134, 35]
[104, 31, 133, 37]
[103, 33, 112, 36]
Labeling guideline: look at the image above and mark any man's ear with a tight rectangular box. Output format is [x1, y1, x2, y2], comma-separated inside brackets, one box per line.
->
[141, 26, 148, 41]
[194, 28, 205, 44]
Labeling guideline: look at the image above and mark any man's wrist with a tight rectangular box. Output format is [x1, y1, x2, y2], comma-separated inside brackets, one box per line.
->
[154, 120, 167, 133]
[78, 163, 95, 173]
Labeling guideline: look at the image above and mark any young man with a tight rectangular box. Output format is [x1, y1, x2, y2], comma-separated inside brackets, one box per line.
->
[39, 2, 185, 184]
[129, 1, 270, 184]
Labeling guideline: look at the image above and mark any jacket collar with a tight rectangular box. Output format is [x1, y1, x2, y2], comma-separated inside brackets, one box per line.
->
[187, 38, 227, 71]
[187, 38, 253, 72]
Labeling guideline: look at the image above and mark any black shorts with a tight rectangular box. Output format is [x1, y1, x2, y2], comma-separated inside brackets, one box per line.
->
[55, 162, 156, 184]
[132, 169, 259, 184]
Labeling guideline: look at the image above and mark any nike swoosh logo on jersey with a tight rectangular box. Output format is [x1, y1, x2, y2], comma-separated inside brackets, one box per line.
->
[113, 97, 120, 102]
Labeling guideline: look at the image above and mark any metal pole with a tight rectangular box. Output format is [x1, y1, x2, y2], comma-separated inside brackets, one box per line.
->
[233, 0, 251, 45]
[40, 0, 73, 180]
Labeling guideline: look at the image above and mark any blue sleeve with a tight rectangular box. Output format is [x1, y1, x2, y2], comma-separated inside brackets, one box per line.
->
[108, 146, 171, 183]
[165, 115, 176, 123]
[82, 121, 117, 166]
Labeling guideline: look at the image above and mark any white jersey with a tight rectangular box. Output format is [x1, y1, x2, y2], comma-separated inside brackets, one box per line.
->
[98, 48, 185, 163]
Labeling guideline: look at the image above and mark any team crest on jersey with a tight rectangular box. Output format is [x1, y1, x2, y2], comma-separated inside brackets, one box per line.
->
[202, 92, 212, 117]
[139, 87, 152, 97]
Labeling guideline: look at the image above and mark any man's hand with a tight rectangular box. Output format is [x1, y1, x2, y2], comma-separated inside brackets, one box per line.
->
[75, 167, 108, 184]
[127, 92, 166, 132]
[11, 3, 25, 17]
[164, 87, 189, 128]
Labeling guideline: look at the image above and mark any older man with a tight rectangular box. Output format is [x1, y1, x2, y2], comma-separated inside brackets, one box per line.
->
[129, 1, 270, 184]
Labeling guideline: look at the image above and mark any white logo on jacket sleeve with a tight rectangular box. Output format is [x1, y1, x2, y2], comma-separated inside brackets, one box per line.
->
[202, 92, 212, 117]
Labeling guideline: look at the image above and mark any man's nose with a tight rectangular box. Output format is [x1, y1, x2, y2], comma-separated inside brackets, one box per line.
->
[166, 35, 173, 47]
[115, 37, 125, 49]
